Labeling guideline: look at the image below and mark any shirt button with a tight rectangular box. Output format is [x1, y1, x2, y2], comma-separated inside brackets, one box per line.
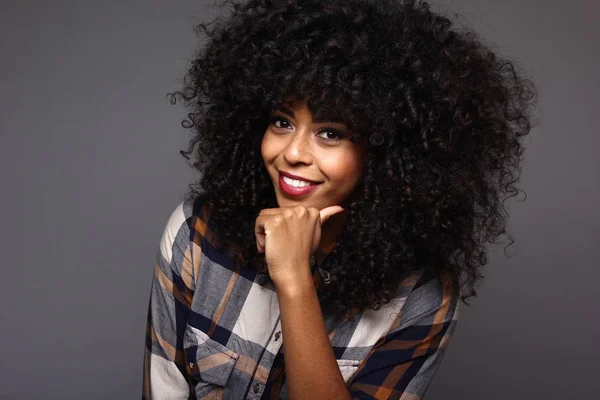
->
[274, 331, 281, 341]
[188, 362, 194, 369]
[253, 383, 260, 393]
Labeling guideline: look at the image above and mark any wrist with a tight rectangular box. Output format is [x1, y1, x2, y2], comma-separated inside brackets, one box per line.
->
[271, 262, 315, 296]
[276, 279, 316, 300]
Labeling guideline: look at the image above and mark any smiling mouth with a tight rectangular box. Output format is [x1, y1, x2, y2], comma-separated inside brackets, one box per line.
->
[281, 175, 314, 187]
[278, 174, 321, 197]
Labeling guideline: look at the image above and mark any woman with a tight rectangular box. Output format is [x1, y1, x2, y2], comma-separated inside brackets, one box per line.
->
[143, 0, 536, 398]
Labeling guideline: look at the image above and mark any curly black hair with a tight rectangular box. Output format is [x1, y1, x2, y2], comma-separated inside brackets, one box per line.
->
[169, 0, 537, 316]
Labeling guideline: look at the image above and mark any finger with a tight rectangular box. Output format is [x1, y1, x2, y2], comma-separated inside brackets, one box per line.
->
[254, 217, 266, 253]
[258, 208, 287, 216]
[319, 205, 345, 225]
[255, 231, 265, 253]
[254, 213, 285, 253]
[256, 233, 265, 253]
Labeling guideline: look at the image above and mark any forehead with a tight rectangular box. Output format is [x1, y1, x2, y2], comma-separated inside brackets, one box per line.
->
[274, 98, 353, 127]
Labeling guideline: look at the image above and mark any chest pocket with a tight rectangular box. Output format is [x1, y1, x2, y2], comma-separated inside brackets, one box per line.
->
[183, 323, 239, 387]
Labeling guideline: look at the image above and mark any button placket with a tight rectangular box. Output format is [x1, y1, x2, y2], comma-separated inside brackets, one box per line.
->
[252, 318, 282, 397]
[266, 320, 283, 355]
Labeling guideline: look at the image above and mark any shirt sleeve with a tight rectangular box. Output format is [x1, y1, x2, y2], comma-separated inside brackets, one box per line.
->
[347, 270, 460, 400]
[143, 202, 196, 400]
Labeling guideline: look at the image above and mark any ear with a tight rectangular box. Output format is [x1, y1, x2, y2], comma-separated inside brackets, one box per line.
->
[319, 205, 345, 225]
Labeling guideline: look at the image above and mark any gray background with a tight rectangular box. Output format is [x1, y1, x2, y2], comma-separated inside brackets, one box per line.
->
[1, 0, 598, 399]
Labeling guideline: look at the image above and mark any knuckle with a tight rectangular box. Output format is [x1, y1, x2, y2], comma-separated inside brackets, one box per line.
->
[294, 205, 307, 215]
[307, 207, 319, 216]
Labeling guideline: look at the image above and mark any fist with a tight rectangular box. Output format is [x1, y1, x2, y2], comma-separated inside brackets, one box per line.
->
[254, 204, 344, 287]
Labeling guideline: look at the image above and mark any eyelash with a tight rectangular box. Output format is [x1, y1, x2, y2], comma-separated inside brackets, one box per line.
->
[269, 116, 344, 142]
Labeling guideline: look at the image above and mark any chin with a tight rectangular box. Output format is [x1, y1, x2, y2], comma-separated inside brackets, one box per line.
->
[276, 196, 317, 208]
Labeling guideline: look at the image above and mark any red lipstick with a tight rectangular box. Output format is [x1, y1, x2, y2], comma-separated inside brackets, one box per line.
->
[278, 171, 321, 197]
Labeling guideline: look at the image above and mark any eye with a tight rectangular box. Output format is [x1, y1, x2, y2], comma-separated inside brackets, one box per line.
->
[269, 116, 292, 129]
[316, 128, 343, 141]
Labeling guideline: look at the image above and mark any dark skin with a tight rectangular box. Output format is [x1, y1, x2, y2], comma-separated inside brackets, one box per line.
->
[255, 205, 352, 399]
[255, 101, 366, 398]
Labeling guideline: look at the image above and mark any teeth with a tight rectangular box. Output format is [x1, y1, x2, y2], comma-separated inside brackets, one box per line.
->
[282, 176, 312, 188]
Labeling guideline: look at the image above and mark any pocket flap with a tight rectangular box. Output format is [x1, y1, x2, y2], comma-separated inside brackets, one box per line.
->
[184, 324, 239, 387]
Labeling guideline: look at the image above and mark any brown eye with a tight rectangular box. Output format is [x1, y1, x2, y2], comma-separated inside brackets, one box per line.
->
[316, 129, 342, 141]
[269, 116, 292, 129]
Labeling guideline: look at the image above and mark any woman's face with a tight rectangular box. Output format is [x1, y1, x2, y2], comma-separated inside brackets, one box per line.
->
[261, 100, 367, 210]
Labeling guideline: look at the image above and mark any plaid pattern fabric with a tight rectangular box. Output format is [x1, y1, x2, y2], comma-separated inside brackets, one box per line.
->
[143, 197, 460, 399]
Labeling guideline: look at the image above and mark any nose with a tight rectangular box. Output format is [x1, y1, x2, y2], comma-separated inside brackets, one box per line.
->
[283, 128, 313, 165]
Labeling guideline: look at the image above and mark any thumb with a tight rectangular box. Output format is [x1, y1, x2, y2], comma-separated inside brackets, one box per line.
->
[319, 205, 345, 225]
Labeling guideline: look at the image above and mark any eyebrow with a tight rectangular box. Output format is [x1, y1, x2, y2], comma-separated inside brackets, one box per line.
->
[274, 105, 295, 118]
[273, 104, 350, 126]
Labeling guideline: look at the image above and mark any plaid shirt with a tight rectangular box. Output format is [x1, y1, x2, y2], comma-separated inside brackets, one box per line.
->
[143, 197, 460, 399]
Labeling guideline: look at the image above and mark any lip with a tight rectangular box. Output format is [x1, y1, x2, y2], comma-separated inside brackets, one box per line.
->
[278, 173, 321, 197]
[279, 171, 321, 184]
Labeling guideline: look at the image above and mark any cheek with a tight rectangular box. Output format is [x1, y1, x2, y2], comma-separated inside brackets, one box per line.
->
[260, 134, 275, 164]
[322, 152, 363, 183]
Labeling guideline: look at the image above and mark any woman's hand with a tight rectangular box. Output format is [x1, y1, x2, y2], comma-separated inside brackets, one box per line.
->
[254, 204, 344, 291]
